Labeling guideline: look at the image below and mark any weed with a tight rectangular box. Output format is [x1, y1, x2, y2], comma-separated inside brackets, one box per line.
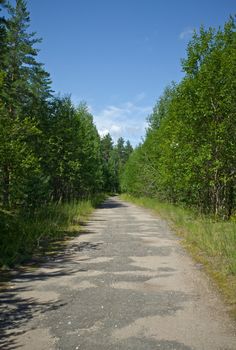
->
[0, 194, 106, 267]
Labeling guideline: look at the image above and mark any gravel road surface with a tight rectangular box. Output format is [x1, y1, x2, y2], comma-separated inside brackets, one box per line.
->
[1, 197, 236, 350]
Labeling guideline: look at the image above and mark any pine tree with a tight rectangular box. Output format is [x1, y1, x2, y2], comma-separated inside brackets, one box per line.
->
[0, 0, 51, 207]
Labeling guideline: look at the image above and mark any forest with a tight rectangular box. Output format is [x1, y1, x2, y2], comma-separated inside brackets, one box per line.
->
[0, 0, 132, 266]
[122, 16, 236, 220]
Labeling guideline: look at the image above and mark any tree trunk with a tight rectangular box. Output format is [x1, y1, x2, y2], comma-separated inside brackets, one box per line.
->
[2, 163, 10, 208]
[227, 182, 234, 219]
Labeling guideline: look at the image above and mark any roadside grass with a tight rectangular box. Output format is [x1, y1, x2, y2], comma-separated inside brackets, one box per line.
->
[121, 194, 236, 317]
[0, 194, 106, 268]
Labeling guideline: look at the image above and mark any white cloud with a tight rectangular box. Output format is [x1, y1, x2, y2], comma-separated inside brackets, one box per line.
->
[98, 128, 109, 137]
[110, 124, 122, 134]
[93, 98, 152, 146]
[179, 28, 194, 40]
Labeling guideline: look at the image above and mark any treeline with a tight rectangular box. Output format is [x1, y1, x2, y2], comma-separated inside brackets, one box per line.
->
[0, 0, 132, 212]
[122, 17, 236, 219]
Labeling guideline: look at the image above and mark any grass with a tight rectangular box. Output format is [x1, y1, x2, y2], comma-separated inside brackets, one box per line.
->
[121, 194, 236, 317]
[0, 193, 106, 268]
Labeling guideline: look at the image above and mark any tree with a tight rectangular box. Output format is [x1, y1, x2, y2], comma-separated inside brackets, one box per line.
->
[122, 17, 236, 218]
[100, 133, 115, 192]
[0, 0, 51, 208]
[76, 103, 104, 197]
[124, 140, 133, 162]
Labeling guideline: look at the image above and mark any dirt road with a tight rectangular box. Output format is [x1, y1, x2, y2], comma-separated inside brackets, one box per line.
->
[1, 197, 236, 349]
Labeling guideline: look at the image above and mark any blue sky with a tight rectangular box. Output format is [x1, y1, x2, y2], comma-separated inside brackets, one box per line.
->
[26, 0, 235, 145]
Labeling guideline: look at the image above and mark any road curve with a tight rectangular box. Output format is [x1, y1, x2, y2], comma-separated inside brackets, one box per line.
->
[1, 197, 236, 350]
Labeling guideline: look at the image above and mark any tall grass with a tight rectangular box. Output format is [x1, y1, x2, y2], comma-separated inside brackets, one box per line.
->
[122, 194, 236, 311]
[0, 194, 106, 268]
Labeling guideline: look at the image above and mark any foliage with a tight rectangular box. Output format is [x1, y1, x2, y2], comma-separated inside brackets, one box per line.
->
[0, 1, 132, 209]
[0, 1, 133, 266]
[0, 194, 106, 267]
[122, 16, 236, 219]
[101, 135, 133, 193]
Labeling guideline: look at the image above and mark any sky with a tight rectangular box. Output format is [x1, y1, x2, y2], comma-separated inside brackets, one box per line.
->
[24, 0, 236, 145]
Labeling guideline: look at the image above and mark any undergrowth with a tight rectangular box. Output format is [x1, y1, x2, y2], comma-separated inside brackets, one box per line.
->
[0, 194, 106, 268]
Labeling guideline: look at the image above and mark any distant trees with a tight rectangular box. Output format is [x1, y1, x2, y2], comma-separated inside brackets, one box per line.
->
[101, 135, 133, 193]
[0, 0, 132, 211]
[121, 17, 236, 219]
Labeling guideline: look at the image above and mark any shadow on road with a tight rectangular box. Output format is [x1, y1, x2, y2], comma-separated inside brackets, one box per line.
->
[0, 283, 66, 350]
[98, 198, 128, 209]
[0, 234, 102, 349]
[0, 198, 124, 348]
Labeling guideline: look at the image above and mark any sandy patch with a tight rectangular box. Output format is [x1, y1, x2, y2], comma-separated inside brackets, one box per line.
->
[113, 270, 159, 278]
[129, 256, 169, 271]
[85, 257, 114, 264]
[19, 290, 59, 303]
[84, 270, 105, 277]
[112, 308, 236, 349]
[75, 280, 97, 289]
[111, 281, 163, 293]
[14, 328, 57, 350]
